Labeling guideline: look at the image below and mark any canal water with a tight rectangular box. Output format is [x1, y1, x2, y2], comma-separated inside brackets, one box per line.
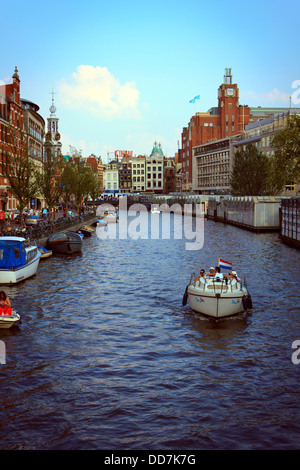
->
[0, 213, 300, 450]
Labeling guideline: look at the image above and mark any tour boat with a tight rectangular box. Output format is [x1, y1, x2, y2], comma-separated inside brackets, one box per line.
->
[0, 308, 21, 329]
[182, 273, 252, 319]
[47, 231, 83, 254]
[0, 236, 41, 284]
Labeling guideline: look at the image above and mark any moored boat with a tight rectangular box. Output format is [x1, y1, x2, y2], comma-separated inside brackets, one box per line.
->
[0, 308, 20, 329]
[0, 237, 41, 284]
[78, 225, 94, 237]
[38, 246, 53, 259]
[183, 271, 252, 319]
[47, 231, 83, 254]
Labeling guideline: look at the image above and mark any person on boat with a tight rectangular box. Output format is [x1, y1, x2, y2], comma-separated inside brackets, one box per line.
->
[206, 267, 215, 278]
[195, 269, 206, 283]
[214, 266, 223, 281]
[0, 291, 11, 308]
[230, 270, 241, 282]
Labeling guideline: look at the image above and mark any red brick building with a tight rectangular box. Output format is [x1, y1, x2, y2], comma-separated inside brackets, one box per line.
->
[180, 69, 253, 191]
[0, 67, 25, 210]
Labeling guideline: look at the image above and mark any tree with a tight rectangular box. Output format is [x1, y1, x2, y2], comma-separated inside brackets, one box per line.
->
[230, 143, 270, 196]
[35, 147, 63, 221]
[270, 114, 300, 193]
[1, 126, 38, 224]
[86, 169, 100, 211]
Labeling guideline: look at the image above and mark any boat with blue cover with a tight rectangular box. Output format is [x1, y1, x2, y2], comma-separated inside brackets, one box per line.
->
[0, 236, 41, 284]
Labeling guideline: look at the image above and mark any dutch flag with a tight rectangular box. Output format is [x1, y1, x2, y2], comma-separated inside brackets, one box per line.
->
[218, 258, 232, 270]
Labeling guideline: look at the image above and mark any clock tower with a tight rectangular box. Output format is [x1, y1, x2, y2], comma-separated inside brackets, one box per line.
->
[218, 68, 249, 137]
[44, 86, 62, 161]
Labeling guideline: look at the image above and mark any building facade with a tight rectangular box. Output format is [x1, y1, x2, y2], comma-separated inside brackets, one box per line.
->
[21, 98, 45, 210]
[180, 69, 251, 191]
[193, 136, 236, 194]
[131, 156, 145, 193]
[0, 67, 25, 210]
[103, 160, 119, 194]
[232, 110, 300, 196]
[146, 142, 164, 194]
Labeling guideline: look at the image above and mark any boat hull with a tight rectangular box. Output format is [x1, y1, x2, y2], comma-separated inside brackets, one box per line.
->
[187, 282, 249, 318]
[0, 254, 41, 284]
[0, 310, 20, 328]
[48, 231, 82, 254]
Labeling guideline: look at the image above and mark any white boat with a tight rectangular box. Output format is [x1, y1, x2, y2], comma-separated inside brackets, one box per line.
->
[0, 309, 20, 329]
[0, 237, 41, 284]
[183, 273, 252, 319]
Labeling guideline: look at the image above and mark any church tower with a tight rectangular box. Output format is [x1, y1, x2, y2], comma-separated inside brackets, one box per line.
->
[44, 87, 62, 161]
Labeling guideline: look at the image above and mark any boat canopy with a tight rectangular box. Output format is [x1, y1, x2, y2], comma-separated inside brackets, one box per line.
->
[0, 238, 26, 269]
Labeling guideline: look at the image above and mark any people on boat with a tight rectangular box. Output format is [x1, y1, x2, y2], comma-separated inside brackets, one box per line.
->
[0, 291, 11, 308]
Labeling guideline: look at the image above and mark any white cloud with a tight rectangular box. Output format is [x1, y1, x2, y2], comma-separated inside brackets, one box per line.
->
[241, 88, 290, 106]
[59, 65, 141, 119]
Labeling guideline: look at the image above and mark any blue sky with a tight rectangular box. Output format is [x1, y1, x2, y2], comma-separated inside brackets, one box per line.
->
[1, 0, 299, 161]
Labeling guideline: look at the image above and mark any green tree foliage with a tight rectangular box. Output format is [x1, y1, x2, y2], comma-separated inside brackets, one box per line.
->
[61, 160, 98, 214]
[1, 127, 37, 224]
[270, 114, 300, 193]
[230, 143, 270, 196]
[35, 147, 63, 220]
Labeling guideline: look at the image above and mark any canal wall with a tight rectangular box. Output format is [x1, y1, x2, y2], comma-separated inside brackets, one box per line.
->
[207, 196, 281, 232]
[35, 215, 99, 248]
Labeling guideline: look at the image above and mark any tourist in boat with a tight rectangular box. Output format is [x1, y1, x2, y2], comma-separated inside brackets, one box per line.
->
[206, 267, 215, 278]
[230, 270, 241, 282]
[195, 269, 206, 283]
[0, 291, 11, 308]
[214, 266, 223, 281]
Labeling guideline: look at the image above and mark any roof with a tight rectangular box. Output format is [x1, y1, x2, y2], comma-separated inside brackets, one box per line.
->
[232, 136, 261, 146]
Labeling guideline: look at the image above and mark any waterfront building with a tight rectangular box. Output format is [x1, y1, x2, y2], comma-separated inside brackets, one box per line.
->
[119, 154, 132, 193]
[180, 68, 295, 192]
[163, 157, 176, 194]
[193, 136, 237, 194]
[131, 155, 145, 193]
[180, 68, 251, 191]
[21, 98, 45, 210]
[103, 160, 120, 195]
[0, 67, 25, 211]
[193, 109, 300, 195]
[232, 110, 300, 196]
[146, 142, 164, 194]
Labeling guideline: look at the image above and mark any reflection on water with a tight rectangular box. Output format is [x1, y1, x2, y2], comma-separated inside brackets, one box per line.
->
[0, 216, 300, 450]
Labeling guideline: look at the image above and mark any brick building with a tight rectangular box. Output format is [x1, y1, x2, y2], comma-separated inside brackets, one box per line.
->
[0, 67, 25, 210]
[180, 68, 254, 191]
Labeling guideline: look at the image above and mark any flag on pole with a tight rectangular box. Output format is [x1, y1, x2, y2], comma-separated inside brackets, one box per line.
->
[218, 258, 232, 270]
[189, 95, 200, 103]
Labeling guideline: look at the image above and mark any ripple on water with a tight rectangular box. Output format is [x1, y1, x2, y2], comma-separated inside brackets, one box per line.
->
[0, 217, 300, 450]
